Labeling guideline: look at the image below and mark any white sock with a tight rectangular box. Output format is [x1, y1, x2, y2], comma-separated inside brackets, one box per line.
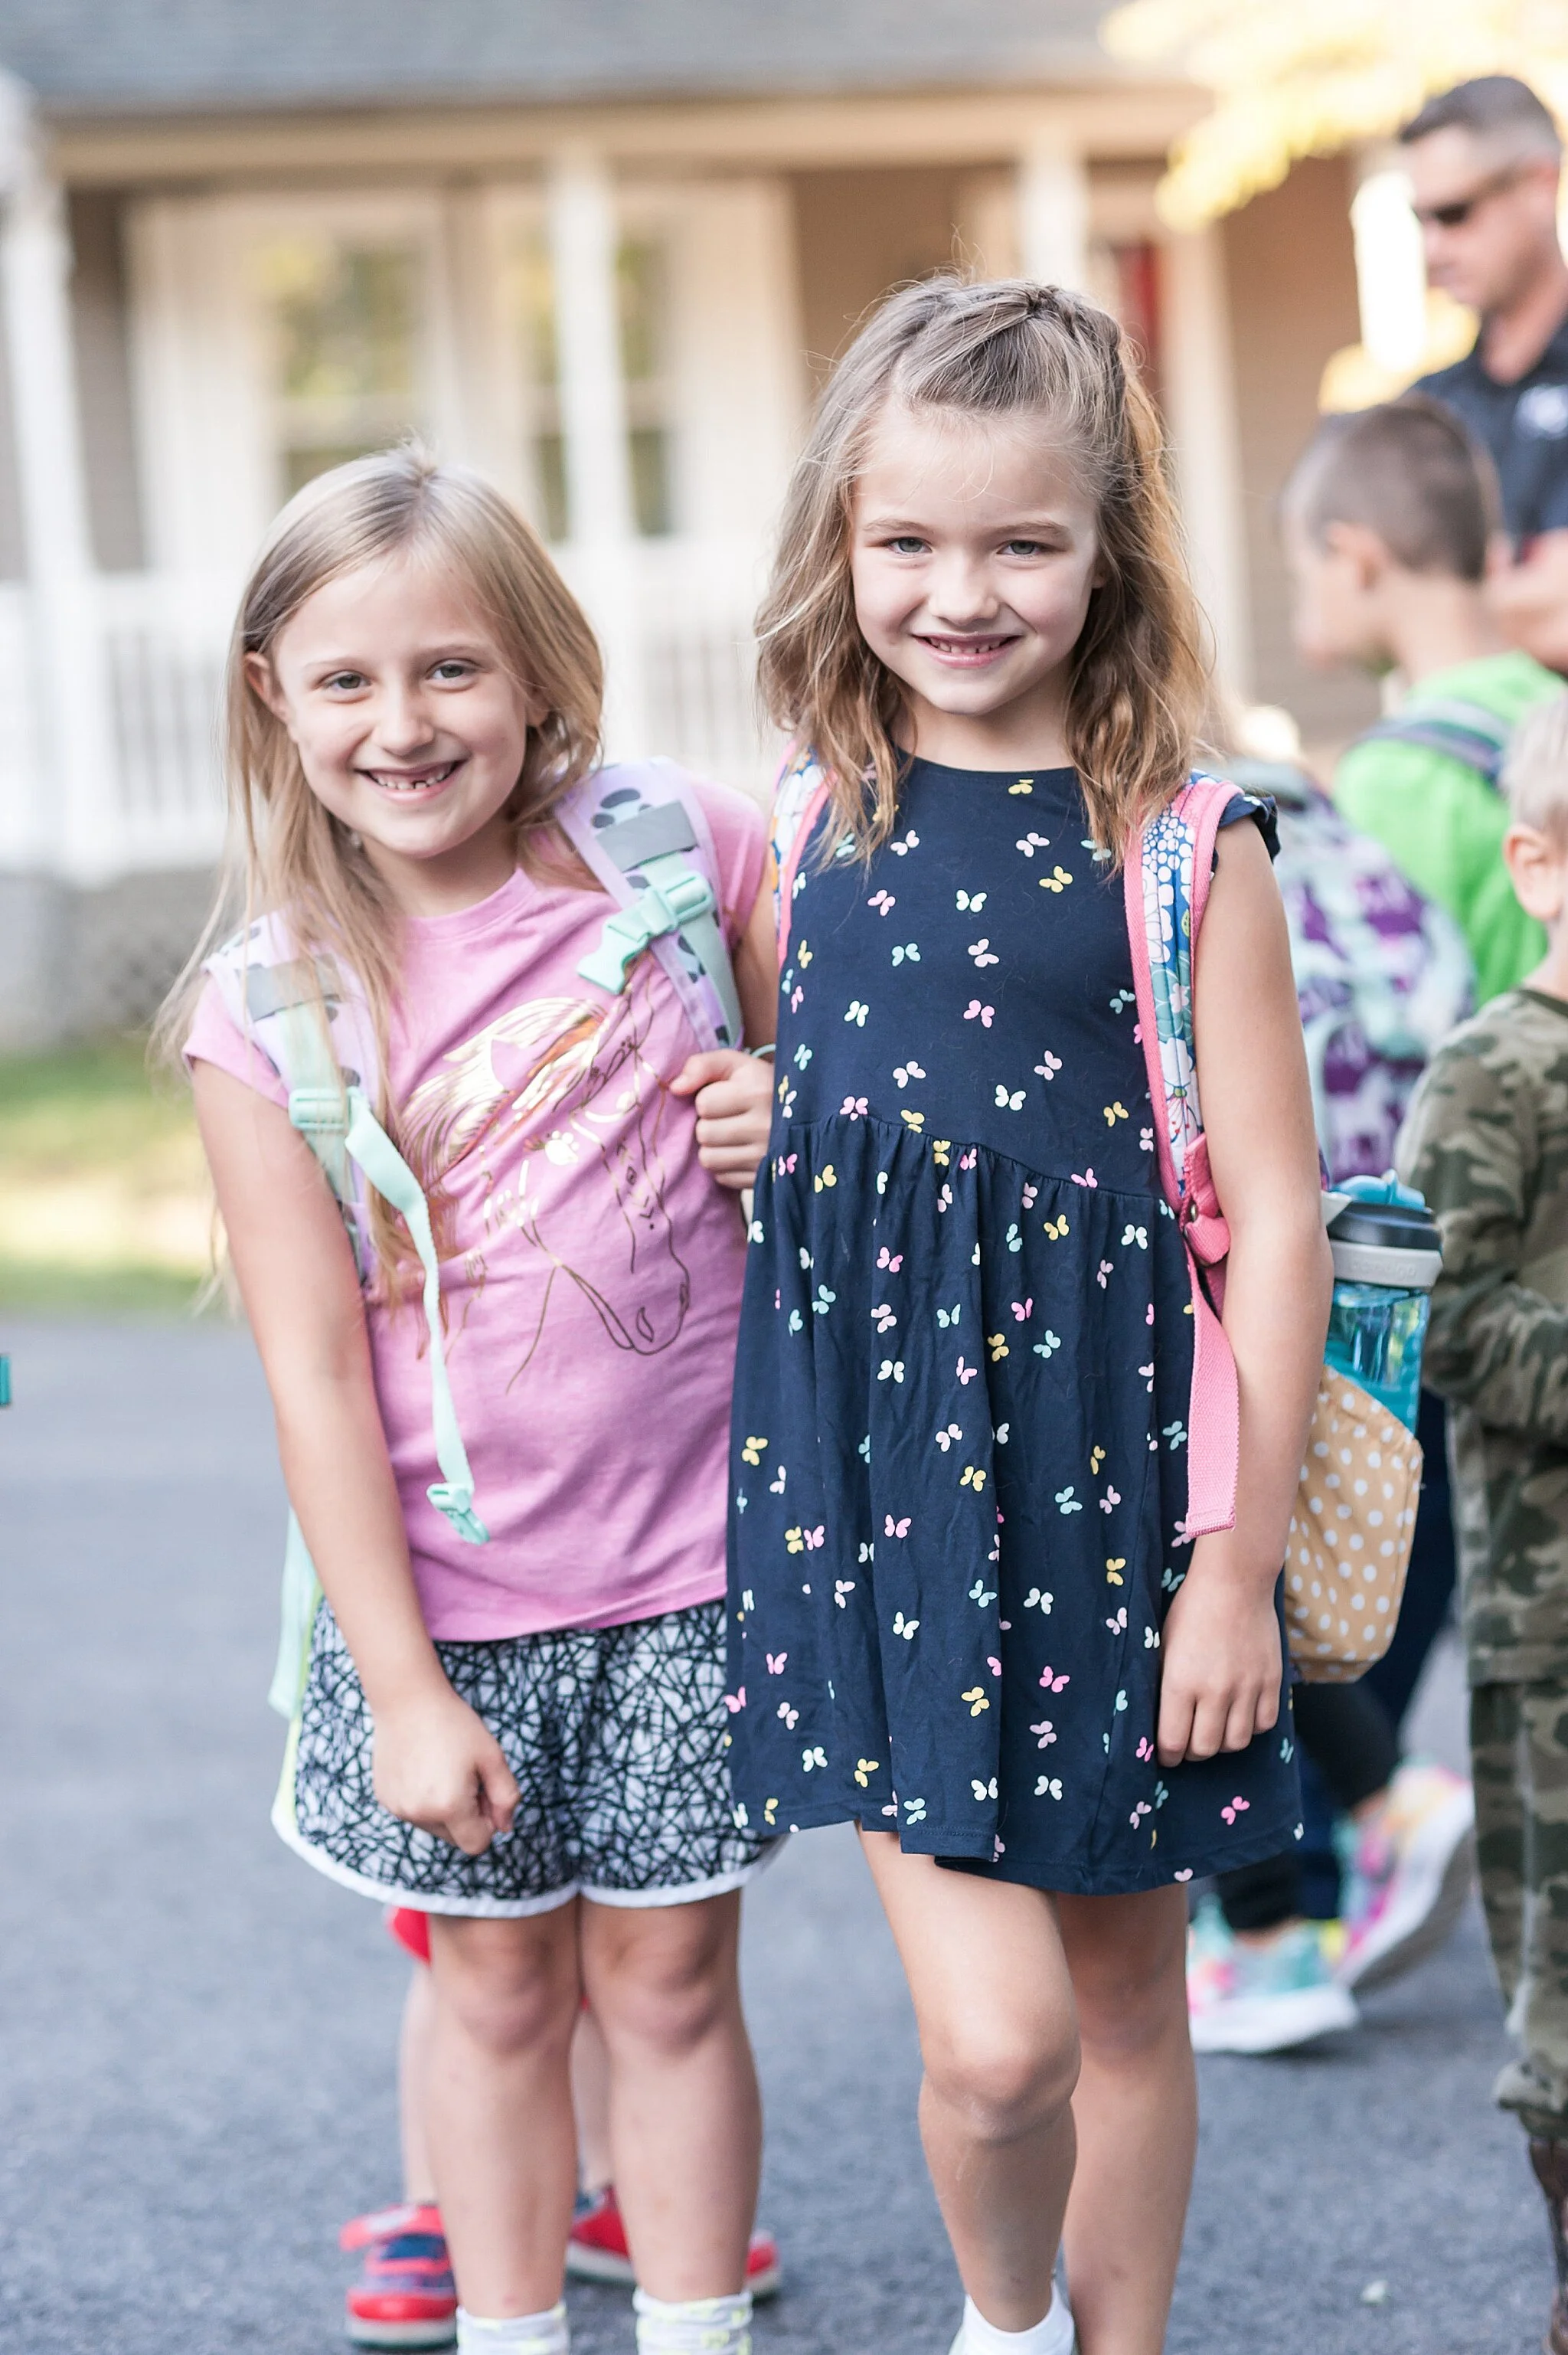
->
[456, 2304, 569, 2355]
[632, 2287, 753, 2353]
[961, 2285, 1075, 2354]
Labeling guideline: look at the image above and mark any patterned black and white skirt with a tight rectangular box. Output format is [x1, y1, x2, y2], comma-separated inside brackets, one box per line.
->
[273, 1598, 778, 1915]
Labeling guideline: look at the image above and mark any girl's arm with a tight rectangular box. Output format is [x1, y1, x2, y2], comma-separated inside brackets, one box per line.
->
[1156, 821, 1333, 1767]
[192, 1060, 519, 1852]
[671, 875, 779, 1186]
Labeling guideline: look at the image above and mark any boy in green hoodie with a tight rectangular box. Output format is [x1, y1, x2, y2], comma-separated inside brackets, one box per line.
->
[1285, 392, 1560, 1004]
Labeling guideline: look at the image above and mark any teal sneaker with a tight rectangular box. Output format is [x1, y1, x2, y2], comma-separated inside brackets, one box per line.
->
[1335, 1761, 1475, 1994]
[1187, 1896, 1358, 2054]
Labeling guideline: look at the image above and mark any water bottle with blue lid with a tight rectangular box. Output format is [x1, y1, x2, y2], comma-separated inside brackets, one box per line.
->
[1321, 1173, 1443, 1433]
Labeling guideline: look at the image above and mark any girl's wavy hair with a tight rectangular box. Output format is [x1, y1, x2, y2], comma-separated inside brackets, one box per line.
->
[756, 276, 1210, 863]
[155, 442, 603, 1289]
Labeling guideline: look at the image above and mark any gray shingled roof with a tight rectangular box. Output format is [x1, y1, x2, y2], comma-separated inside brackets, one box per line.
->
[0, 0, 1122, 114]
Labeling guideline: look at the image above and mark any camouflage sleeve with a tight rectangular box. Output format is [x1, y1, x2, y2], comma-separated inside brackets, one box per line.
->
[1397, 1042, 1568, 1444]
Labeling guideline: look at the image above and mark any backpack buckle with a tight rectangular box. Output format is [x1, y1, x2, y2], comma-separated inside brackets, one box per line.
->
[288, 1084, 348, 1137]
[427, 1480, 489, 1546]
[578, 868, 716, 994]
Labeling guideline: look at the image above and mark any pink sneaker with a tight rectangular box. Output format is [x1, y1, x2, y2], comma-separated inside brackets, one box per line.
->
[339, 2203, 456, 2349]
[1337, 1761, 1475, 1993]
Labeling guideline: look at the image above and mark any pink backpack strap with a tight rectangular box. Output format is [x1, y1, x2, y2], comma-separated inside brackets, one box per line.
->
[1124, 774, 1246, 1539]
[772, 748, 833, 970]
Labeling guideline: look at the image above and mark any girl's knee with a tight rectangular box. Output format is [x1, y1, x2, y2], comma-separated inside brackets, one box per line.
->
[428, 1917, 578, 2058]
[924, 2013, 1080, 2142]
[1070, 1910, 1189, 2063]
[586, 1904, 742, 2058]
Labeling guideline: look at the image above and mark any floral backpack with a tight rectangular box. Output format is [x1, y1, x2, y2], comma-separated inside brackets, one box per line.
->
[1122, 774, 1425, 1683]
[770, 754, 1423, 1682]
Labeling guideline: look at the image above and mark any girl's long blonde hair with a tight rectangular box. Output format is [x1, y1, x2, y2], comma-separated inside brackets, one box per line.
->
[161, 442, 602, 1061]
[756, 276, 1210, 863]
[157, 443, 603, 1287]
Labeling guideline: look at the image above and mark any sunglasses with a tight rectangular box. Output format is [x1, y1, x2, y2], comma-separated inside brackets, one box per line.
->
[1413, 163, 1527, 230]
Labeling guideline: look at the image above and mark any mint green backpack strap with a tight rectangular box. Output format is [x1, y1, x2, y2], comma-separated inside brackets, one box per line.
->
[261, 1003, 488, 1718]
[270, 1510, 324, 1717]
[335, 1088, 488, 1547]
[261, 999, 345, 1720]
[578, 813, 742, 1045]
[559, 767, 743, 1051]
[271, 999, 485, 1545]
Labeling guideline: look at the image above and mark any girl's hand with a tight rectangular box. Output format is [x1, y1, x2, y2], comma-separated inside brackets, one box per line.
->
[671, 1049, 774, 1189]
[371, 1683, 521, 1856]
[1155, 1536, 1282, 1766]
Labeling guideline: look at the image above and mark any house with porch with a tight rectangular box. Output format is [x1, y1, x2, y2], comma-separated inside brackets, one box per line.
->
[0, 0, 1379, 1042]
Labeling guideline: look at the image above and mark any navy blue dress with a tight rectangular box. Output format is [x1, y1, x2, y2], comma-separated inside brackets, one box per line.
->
[726, 758, 1302, 1894]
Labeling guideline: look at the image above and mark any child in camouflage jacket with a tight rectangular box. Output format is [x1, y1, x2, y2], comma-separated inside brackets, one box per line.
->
[1399, 691, 1568, 2353]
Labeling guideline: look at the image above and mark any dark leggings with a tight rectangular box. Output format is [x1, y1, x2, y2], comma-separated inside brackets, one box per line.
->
[1217, 1392, 1456, 1935]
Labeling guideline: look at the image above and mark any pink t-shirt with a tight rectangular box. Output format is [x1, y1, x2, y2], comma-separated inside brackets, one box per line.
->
[186, 777, 766, 1641]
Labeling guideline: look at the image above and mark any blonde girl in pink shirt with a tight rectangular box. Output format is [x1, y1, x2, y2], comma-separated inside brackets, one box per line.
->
[174, 446, 778, 2355]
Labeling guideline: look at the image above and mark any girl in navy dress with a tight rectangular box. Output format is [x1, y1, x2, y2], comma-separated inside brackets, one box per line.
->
[727, 282, 1331, 2355]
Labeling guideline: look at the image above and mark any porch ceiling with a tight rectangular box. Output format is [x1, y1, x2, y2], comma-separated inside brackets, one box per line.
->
[1, 1, 1137, 115]
[44, 85, 1200, 188]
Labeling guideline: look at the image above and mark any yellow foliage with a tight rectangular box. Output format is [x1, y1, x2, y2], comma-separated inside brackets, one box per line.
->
[1102, 0, 1568, 227]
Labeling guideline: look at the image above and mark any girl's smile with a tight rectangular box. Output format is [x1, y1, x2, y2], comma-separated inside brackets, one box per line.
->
[359, 757, 466, 795]
[914, 630, 1023, 668]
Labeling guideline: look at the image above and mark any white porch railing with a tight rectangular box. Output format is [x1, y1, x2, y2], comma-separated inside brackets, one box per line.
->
[0, 541, 776, 884]
[97, 569, 234, 873]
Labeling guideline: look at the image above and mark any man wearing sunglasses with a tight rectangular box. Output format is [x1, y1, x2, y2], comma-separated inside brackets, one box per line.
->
[1405, 76, 1568, 668]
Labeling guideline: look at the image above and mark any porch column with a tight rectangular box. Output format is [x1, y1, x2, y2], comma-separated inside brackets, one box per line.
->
[0, 81, 118, 882]
[1016, 137, 1091, 293]
[1162, 225, 1253, 702]
[1351, 168, 1428, 378]
[545, 149, 646, 754]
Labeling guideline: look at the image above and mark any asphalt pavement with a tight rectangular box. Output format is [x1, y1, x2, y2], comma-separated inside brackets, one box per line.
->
[0, 1320, 1551, 2354]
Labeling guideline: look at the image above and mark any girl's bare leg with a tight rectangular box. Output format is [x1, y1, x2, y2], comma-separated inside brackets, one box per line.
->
[859, 1833, 1079, 2332]
[424, 1908, 582, 2318]
[580, 1891, 760, 2304]
[398, 1961, 439, 2204]
[398, 1958, 614, 2206]
[570, 2003, 615, 2198]
[1056, 1887, 1195, 2355]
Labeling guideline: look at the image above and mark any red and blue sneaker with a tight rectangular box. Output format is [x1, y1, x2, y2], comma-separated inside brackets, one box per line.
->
[340, 2203, 458, 2349]
[566, 2185, 782, 2300]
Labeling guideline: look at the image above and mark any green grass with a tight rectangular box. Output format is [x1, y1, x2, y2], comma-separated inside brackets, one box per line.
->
[0, 1038, 218, 1317]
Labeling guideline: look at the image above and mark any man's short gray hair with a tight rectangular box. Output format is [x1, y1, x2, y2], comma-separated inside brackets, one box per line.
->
[1400, 75, 1563, 164]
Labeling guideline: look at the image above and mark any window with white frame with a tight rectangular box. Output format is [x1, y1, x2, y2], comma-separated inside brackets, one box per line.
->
[507, 224, 677, 541]
[255, 233, 429, 501]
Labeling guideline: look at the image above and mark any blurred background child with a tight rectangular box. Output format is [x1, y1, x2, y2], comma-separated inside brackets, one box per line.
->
[1187, 395, 1542, 2052]
[1285, 395, 1563, 1789]
[1397, 689, 1568, 2355]
[1184, 723, 1478, 2054]
[1286, 393, 1561, 1004]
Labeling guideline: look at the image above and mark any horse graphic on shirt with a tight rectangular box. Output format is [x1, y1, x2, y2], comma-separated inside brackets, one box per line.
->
[399, 978, 692, 1372]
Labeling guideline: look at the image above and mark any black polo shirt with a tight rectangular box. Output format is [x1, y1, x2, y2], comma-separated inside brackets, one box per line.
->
[1419, 309, 1568, 545]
